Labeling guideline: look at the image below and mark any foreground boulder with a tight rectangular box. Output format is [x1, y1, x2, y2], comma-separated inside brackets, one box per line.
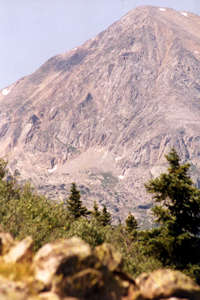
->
[33, 237, 92, 286]
[94, 243, 122, 271]
[135, 269, 200, 300]
[3, 236, 33, 263]
[0, 275, 29, 300]
[0, 232, 15, 255]
[0, 230, 199, 299]
[33, 238, 132, 299]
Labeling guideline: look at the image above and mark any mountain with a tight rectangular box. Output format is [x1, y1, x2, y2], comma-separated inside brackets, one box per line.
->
[1, 6, 200, 224]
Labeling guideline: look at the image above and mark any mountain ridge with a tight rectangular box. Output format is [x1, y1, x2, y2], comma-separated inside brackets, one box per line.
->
[1, 6, 200, 223]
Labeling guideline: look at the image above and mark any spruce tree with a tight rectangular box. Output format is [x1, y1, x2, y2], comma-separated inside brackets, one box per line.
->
[92, 201, 101, 221]
[145, 148, 200, 269]
[125, 213, 138, 233]
[66, 183, 89, 219]
[100, 205, 111, 226]
[145, 148, 200, 236]
[0, 158, 7, 179]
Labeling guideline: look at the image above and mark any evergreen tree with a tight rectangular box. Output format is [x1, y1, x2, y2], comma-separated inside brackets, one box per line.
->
[92, 201, 101, 221]
[0, 158, 7, 179]
[145, 149, 200, 270]
[125, 213, 138, 233]
[66, 183, 89, 219]
[145, 148, 200, 236]
[100, 205, 111, 226]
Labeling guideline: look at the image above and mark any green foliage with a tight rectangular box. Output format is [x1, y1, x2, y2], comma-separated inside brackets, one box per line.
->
[92, 201, 101, 221]
[99, 205, 111, 226]
[0, 161, 71, 250]
[66, 183, 89, 219]
[0, 159, 159, 278]
[145, 148, 200, 236]
[1, 152, 200, 282]
[65, 217, 107, 247]
[91, 202, 111, 226]
[145, 148, 200, 280]
[101, 224, 162, 277]
[1, 182, 71, 251]
[125, 213, 138, 234]
[0, 159, 7, 179]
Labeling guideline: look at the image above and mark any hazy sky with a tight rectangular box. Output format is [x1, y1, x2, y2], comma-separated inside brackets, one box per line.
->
[1, 0, 200, 89]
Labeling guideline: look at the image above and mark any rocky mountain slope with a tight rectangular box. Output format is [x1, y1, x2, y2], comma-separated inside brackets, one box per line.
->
[1, 6, 200, 224]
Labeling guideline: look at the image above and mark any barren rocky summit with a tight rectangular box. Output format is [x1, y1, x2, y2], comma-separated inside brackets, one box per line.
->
[1, 6, 200, 223]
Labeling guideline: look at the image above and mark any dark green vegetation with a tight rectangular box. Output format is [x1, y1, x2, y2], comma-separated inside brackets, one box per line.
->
[144, 149, 200, 282]
[66, 182, 89, 218]
[0, 149, 200, 282]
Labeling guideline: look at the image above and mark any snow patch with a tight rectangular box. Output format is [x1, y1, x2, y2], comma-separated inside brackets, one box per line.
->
[159, 8, 166, 12]
[2, 88, 10, 96]
[48, 165, 57, 174]
[181, 12, 188, 17]
[115, 156, 122, 161]
[102, 152, 108, 160]
[118, 175, 125, 180]
[195, 51, 199, 54]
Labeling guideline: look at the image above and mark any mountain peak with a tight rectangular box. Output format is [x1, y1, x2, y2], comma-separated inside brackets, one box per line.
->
[1, 6, 200, 223]
[121, 5, 199, 29]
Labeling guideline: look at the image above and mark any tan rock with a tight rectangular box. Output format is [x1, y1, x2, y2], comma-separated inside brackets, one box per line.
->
[3, 236, 33, 263]
[54, 267, 103, 298]
[0, 224, 4, 232]
[0, 275, 28, 300]
[37, 292, 61, 300]
[0, 232, 15, 255]
[135, 269, 200, 300]
[53, 241, 133, 300]
[62, 298, 80, 300]
[33, 237, 91, 286]
[94, 243, 122, 271]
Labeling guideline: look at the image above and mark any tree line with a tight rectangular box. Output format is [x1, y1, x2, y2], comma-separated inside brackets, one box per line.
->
[0, 149, 200, 282]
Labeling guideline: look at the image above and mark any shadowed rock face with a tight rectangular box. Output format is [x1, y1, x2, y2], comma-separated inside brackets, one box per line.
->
[1, 6, 200, 223]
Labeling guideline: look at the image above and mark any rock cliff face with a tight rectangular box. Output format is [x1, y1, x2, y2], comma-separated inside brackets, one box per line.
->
[1, 6, 200, 223]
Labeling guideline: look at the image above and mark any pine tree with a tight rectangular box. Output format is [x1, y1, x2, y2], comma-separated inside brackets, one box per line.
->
[92, 201, 101, 221]
[100, 205, 111, 226]
[145, 148, 200, 236]
[145, 148, 200, 268]
[0, 158, 7, 179]
[125, 213, 138, 233]
[66, 183, 89, 219]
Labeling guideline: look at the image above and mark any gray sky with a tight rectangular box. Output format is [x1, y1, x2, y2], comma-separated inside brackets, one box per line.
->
[0, 0, 200, 89]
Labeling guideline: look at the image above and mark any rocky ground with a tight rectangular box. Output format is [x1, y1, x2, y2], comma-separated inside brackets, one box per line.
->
[0, 228, 199, 300]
